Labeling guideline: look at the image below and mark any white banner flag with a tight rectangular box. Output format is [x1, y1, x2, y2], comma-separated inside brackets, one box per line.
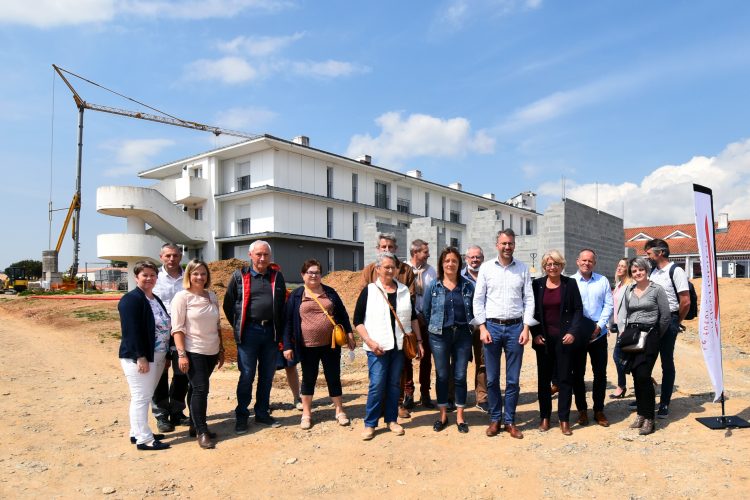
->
[693, 184, 723, 401]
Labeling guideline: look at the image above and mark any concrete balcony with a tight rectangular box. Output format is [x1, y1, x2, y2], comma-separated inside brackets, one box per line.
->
[97, 233, 164, 262]
[174, 177, 210, 205]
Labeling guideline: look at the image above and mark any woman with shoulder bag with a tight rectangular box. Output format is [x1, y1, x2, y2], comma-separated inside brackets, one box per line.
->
[283, 259, 355, 430]
[609, 258, 633, 399]
[619, 256, 671, 435]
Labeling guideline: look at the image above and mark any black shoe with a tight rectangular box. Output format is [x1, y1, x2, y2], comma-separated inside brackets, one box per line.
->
[130, 433, 165, 444]
[446, 400, 456, 413]
[136, 440, 170, 451]
[476, 401, 489, 414]
[156, 419, 175, 433]
[255, 414, 281, 428]
[420, 397, 436, 409]
[433, 419, 448, 432]
[189, 427, 217, 439]
[171, 412, 191, 426]
[403, 394, 415, 410]
[456, 422, 469, 434]
[656, 405, 669, 419]
[235, 419, 249, 435]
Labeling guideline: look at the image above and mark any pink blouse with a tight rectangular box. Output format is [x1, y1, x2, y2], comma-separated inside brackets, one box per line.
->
[170, 290, 221, 355]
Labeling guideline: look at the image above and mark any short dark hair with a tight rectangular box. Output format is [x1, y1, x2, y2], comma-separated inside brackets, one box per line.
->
[133, 260, 159, 276]
[410, 239, 428, 256]
[300, 259, 322, 274]
[497, 228, 516, 241]
[578, 248, 597, 258]
[160, 243, 182, 254]
[644, 238, 670, 258]
[437, 247, 463, 280]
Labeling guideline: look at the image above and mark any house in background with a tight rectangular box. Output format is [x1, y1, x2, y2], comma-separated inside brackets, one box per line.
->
[624, 214, 750, 278]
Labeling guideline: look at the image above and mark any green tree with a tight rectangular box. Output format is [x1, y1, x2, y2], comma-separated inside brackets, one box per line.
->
[5, 260, 43, 279]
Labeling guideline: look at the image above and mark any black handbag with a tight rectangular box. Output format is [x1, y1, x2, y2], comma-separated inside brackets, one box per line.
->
[619, 324, 652, 353]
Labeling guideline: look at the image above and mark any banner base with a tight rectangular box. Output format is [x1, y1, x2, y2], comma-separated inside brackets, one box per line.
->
[696, 415, 750, 429]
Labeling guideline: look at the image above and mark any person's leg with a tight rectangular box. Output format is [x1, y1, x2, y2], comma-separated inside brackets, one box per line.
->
[502, 323, 524, 425]
[483, 322, 503, 423]
[572, 347, 588, 412]
[234, 332, 259, 421]
[429, 331, 450, 407]
[364, 352, 388, 428]
[186, 352, 216, 435]
[168, 355, 190, 422]
[472, 328, 487, 406]
[150, 364, 171, 429]
[285, 365, 301, 404]
[452, 328, 472, 412]
[122, 356, 164, 445]
[555, 340, 575, 423]
[612, 342, 627, 393]
[299, 346, 321, 420]
[419, 328, 433, 403]
[633, 355, 658, 419]
[535, 346, 553, 420]
[658, 316, 680, 408]
[255, 327, 278, 418]
[320, 346, 343, 399]
[384, 349, 405, 424]
[589, 337, 608, 412]
[399, 354, 415, 407]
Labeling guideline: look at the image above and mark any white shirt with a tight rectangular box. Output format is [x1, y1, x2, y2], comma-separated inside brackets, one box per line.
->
[571, 271, 614, 340]
[152, 266, 184, 311]
[649, 262, 688, 312]
[473, 257, 534, 326]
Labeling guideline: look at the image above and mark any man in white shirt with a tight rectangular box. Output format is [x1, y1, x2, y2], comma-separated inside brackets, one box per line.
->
[644, 238, 690, 419]
[474, 229, 534, 439]
[151, 243, 186, 433]
[409, 239, 437, 408]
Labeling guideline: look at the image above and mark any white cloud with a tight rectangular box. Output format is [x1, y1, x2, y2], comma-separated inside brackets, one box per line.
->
[184, 57, 259, 84]
[433, 0, 542, 32]
[536, 138, 750, 226]
[214, 106, 276, 131]
[0, 0, 290, 27]
[218, 32, 305, 57]
[290, 60, 370, 79]
[102, 138, 175, 176]
[346, 111, 495, 167]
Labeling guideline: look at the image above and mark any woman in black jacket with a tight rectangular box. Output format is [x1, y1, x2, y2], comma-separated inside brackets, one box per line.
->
[530, 250, 584, 436]
[118, 261, 171, 451]
[282, 259, 355, 429]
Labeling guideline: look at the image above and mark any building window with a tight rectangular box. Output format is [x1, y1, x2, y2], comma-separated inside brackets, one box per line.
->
[327, 207, 333, 238]
[326, 167, 334, 198]
[352, 212, 359, 241]
[397, 198, 410, 213]
[424, 192, 430, 217]
[509, 214, 513, 231]
[526, 219, 532, 235]
[237, 218, 251, 235]
[449, 200, 461, 223]
[237, 174, 251, 191]
[374, 181, 389, 209]
[352, 173, 358, 203]
[449, 210, 461, 223]
[352, 250, 360, 271]
[450, 237, 460, 248]
[398, 221, 409, 229]
[194, 207, 203, 220]
[192, 167, 203, 178]
[441, 196, 446, 220]
[327, 248, 335, 273]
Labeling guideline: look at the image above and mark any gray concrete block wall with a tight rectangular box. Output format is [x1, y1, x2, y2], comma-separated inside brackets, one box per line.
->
[406, 217, 445, 269]
[467, 210, 505, 260]
[362, 220, 408, 264]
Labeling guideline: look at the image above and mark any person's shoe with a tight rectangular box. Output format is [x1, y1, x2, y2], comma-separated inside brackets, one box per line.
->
[189, 426, 217, 438]
[136, 440, 170, 451]
[628, 400, 638, 411]
[594, 411, 610, 427]
[402, 394, 415, 410]
[234, 418, 249, 435]
[609, 387, 627, 399]
[197, 433, 216, 449]
[171, 412, 191, 426]
[300, 415, 312, 430]
[295, 399, 304, 411]
[560, 422, 572, 436]
[538, 418, 550, 432]
[388, 422, 405, 435]
[130, 433, 165, 444]
[505, 424, 524, 439]
[361, 427, 375, 440]
[433, 419, 447, 432]
[476, 401, 489, 414]
[255, 414, 281, 428]
[335, 413, 350, 426]
[456, 422, 469, 433]
[656, 404, 669, 419]
[576, 411, 589, 426]
[446, 400, 457, 413]
[550, 384, 559, 396]
[156, 419, 175, 433]
[639, 419, 655, 435]
[629, 415, 645, 429]
[420, 396, 436, 409]
[398, 406, 411, 419]
[485, 421, 501, 437]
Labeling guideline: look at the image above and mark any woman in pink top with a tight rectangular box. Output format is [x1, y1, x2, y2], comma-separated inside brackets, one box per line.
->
[609, 258, 632, 399]
[171, 259, 225, 449]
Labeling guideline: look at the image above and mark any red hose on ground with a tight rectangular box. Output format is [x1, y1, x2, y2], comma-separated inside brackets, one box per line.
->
[29, 295, 122, 301]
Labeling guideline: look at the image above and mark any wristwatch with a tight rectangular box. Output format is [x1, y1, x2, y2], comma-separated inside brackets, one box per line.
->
[177, 349, 187, 358]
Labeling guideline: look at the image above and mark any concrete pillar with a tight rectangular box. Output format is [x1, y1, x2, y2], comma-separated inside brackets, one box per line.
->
[127, 216, 146, 235]
[125, 259, 139, 291]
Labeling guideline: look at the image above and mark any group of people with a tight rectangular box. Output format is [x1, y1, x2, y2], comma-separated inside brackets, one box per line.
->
[118, 230, 690, 450]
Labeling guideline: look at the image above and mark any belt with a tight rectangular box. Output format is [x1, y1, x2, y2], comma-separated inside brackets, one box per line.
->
[250, 319, 271, 327]
[443, 324, 469, 332]
[626, 323, 654, 330]
[487, 317, 522, 326]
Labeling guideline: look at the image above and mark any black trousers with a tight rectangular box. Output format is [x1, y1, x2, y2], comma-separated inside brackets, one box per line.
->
[536, 335, 576, 422]
[151, 355, 189, 421]
[573, 336, 608, 413]
[633, 353, 658, 419]
[300, 345, 343, 397]
[186, 352, 217, 434]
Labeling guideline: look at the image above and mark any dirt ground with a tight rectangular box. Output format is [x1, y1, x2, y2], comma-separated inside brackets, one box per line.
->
[0, 275, 749, 498]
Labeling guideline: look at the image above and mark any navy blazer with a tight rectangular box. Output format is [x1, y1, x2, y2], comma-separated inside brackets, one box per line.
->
[530, 275, 586, 352]
[118, 286, 168, 362]
[282, 284, 353, 361]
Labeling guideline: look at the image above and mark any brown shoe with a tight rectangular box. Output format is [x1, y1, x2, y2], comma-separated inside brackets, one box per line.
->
[485, 421, 501, 437]
[560, 421, 572, 436]
[594, 411, 609, 427]
[505, 424, 524, 439]
[639, 419, 655, 435]
[629, 415, 645, 429]
[538, 418, 550, 432]
[197, 433, 215, 449]
[550, 384, 559, 396]
[576, 411, 589, 426]
[398, 406, 411, 419]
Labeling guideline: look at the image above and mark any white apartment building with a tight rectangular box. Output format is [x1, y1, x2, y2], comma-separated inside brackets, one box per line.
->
[96, 134, 538, 277]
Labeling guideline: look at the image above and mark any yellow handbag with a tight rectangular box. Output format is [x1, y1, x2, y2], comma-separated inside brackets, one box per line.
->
[305, 286, 348, 348]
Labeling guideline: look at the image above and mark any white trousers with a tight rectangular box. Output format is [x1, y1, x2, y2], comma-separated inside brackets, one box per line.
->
[121, 353, 166, 445]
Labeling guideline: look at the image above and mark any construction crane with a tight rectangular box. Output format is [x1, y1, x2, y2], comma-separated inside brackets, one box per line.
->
[51, 64, 260, 280]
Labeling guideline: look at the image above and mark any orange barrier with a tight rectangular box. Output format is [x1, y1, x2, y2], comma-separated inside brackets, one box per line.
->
[29, 295, 122, 301]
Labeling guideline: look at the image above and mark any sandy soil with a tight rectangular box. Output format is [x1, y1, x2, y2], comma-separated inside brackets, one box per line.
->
[1, 278, 749, 499]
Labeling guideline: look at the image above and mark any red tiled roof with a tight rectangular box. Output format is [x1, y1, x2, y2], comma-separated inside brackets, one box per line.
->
[624, 220, 750, 255]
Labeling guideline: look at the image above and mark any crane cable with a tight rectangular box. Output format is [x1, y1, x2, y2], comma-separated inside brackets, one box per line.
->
[48, 67, 56, 250]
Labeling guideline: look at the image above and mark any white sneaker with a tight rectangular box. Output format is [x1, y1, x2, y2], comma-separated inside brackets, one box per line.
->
[388, 422, 405, 436]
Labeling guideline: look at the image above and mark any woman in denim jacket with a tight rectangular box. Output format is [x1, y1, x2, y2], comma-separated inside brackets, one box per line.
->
[422, 247, 475, 434]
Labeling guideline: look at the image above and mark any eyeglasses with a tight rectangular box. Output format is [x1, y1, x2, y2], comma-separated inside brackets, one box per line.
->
[544, 262, 562, 268]
[305, 271, 321, 276]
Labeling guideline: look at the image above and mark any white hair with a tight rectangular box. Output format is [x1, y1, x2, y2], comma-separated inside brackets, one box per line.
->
[249, 240, 272, 254]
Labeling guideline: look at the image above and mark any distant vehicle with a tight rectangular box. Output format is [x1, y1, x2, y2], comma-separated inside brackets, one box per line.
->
[3, 267, 29, 293]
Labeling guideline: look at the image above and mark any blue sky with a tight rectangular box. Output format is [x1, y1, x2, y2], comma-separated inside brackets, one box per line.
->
[2, 0, 750, 270]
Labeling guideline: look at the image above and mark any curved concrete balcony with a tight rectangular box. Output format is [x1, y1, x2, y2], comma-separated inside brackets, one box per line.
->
[97, 233, 164, 262]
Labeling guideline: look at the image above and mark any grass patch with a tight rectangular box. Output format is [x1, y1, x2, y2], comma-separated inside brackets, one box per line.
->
[73, 309, 115, 322]
[98, 330, 121, 343]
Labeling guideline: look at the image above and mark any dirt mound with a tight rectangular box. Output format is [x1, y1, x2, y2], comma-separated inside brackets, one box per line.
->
[322, 270, 362, 317]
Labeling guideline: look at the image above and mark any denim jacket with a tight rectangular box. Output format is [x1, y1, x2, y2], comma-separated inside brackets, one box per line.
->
[422, 276, 475, 335]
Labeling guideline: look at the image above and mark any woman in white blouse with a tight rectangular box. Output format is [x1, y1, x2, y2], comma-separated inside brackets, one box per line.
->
[171, 259, 225, 449]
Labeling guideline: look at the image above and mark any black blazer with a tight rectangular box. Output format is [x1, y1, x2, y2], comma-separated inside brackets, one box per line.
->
[530, 275, 585, 352]
[118, 286, 168, 362]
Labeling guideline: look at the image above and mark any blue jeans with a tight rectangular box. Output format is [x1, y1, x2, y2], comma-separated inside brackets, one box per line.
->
[483, 321, 524, 424]
[364, 349, 404, 428]
[235, 323, 277, 420]
[430, 326, 472, 407]
[658, 314, 680, 407]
